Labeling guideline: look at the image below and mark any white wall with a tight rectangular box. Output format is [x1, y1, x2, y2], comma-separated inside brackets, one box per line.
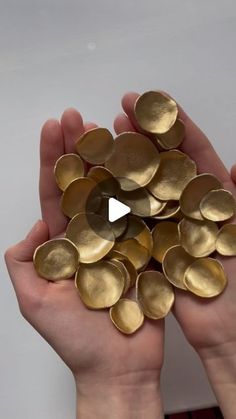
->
[1, 0, 235, 417]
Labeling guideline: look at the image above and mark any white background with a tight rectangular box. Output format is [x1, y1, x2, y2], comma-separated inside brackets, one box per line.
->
[1, 0, 236, 417]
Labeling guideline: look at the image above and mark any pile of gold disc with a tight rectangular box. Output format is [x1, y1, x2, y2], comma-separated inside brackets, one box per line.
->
[33, 91, 236, 335]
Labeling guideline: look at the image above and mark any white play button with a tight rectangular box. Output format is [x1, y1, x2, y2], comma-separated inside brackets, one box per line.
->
[108, 197, 131, 222]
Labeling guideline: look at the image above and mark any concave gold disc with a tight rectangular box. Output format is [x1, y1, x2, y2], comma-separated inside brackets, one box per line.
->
[33, 238, 79, 281]
[75, 127, 114, 164]
[117, 187, 166, 217]
[120, 215, 153, 254]
[66, 212, 115, 263]
[216, 224, 236, 256]
[152, 200, 180, 220]
[134, 91, 178, 134]
[114, 238, 151, 272]
[106, 250, 137, 288]
[108, 259, 131, 294]
[110, 299, 144, 334]
[200, 189, 236, 222]
[147, 150, 197, 201]
[75, 260, 124, 309]
[162, 245, 195, 290]
[54, 153, 85, 191]
[87, 166, 120, 196]
[97, 197, 128, 239]
[180, 174, 222, 220]
[178, 218, 218, 258]
[156, 119, 185, 150]
[183, 258, 227, 298]
[105, 132, 160, 191]
[61, 177, 102, 218]
[136, 270, 175, 319]
[152, 221, 179, 263]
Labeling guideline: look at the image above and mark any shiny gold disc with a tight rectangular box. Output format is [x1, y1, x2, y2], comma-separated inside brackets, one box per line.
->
[200, 189, 236, 222]
[178, 218, 218, 258]
[114, 238, 151, 271]
[134, 91, 178, 134]
[61, 177, 102, 218]
[180, 174, 222, 220]
[147, 150, 197, 201]
[87, 166, 120, 196]
[108, 259, 131, 294]
[156, 119, 185, 150]
[183, 258, 227, 298]
[153, 200, 180, 220]
[75, 260, 124, 309]
[121, 215, 153, 255]
[136, 270, 175, 319]
[117, 187, 166, 217]
[33, 238, 79, 281]
[75, 127, 114, 164]
[54, 153, 85, 191]
[106, 250, 137, 288]
[152, 221, 179, 263]
[216, 224, 236, 256]
[162, 245, 195, 290]
[110, 299, 144, 334]
[105, 132, 160, 191]
[66, 212, 115, 263]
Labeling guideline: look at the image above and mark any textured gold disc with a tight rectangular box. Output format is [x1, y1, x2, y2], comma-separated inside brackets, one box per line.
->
[106, 250, 137, 288]
[117, 187, 166, 217]
[200, 189, 236, 222]
[147, 150, 197, 201]
[33, 238, 79, 281]
[105, 132, 160, 191]
[87, 166, 120, 196]
[61, 177, 102, 218]
[162, 245, 195, 290]
[178, 218, 218, 258]
[153, 200, 180, 220]
[110, 299, 144, 334]
[180, 174, 222, 220]
[184, 258, 227, 298]
[75, 127, 114, 164]
[152, 221, 179, 263]
[136, 270, 175, 319]
[54, 153, 85, 191]
[216, 224, 236, 256]
[108, 259, 131, 294]
[114, 238, 150, 271]
[66, 213, 115, 263]
[75, 260, 124, 309]
[156, 119, 185, 150]
[134, 91, 178, 134]
[121, 215, 153, 254]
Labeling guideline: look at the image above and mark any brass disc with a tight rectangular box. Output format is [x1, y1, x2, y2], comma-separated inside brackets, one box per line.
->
[54, 153, 84, 191]
[66, 213, 115, 263]
[200, 189, 236, 222]
[114, 238, 151, 271]
[121, 215, 153, 254]
[75, 260, 124, 309]
[162, 245, 195, 290]
[183, 258, 227, 298]
[134, 91, 178, 134]
[61, 177, 102, 218]
[153, 200, 180, 220]
[87, 166, 120, 196]
[106, 250, 137, 288]
[156, 119, 185, 150]
[108, 259, 131, 294]
[152, 221, 179, 263]
[75, 127, 114, 164]
[147, 150, 197, 201]
[33, 238, 79, 281]
[136, 270, 175, 319]
[105, 132, 160, 191]
[117, 187, 166, 217]
[110, 299, 144, 334]
[180, 174, 222, 220]
[178, 218, 218, 258]
[216, 224, 236, 256]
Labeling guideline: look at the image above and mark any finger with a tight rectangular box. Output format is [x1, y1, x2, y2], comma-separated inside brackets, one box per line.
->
[230, 164, 236, 184]
[114, 113, 136, 135]
[84, 121, 98, 131]
[39, 120, 67, 238]
[61, 108, 84, 154]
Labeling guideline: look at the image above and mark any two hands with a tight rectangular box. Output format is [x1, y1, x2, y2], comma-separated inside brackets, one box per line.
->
[4, 92, 236, 419]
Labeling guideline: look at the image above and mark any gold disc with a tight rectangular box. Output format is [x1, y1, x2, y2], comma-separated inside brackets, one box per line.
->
[153, 200, 180, 220]
[66, 212, 115, 263]
[105, 132, 160, 191]
[110, 299, 144, 334]
[106, 250, 137, 288]
[54, 153, 85, 191]
[200, 189, 236, 222]
[180, 174, 222, 220]
[134, 91, 178, 134]
[162, 245, 195, 290]
[184, 258, 227, 298]
[75, 127, 114, 164]
[117, 187, 166, 217]
[136, 270, 175, 319]
[156, 119, 185, 150]
[108, 259, 131, 294]
[87, 166, 120, 196]
[216, 224, 236, 256]
[75, 260, 124, 309]
[121, 215, 153, 254]
[114, 238, 151, 271]
[178, 218, 218, 258]
[147, 150, 197, 201]
[152, 221, 179, 263]
[61, 177, 102, 218]
[33, 238, 79, 281]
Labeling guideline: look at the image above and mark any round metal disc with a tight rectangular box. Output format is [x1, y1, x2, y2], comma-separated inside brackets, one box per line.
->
[108, 259, 131, 294]
[106, 250, 137, 288]
[200, 189, 236, 222]
[216, 224, 236, 256]
[162, 245, 195, 290]
[54, 153, 85, 191]
[75, 127, 114, 164]
[114, 238, 151, 272]
[110, 299, 144, 334]
[152, 221, 179, 263]
[153, 200, 180, 220]
[156, 119, 185, 150]
[120, 215, 153, 255]
[117, 187, 165, 217]
[178, 218, 218, 258]
[87, 166, 120, 196]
